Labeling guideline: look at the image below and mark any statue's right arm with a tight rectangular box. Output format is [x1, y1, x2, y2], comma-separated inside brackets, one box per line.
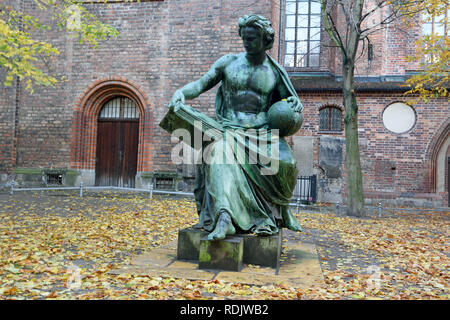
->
[169, 54, 236, 109]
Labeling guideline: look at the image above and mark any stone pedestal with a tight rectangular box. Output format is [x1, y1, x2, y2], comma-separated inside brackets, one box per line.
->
[199, 236, 243, 272]
[177, 227, 208, 260]
[177, 227, 282, 272]
[242, 232, 282, 269]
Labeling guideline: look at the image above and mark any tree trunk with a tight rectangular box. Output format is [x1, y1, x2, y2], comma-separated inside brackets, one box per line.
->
[342, 61, 364, 217]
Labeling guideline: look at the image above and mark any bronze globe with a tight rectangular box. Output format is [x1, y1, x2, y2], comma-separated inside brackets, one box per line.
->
[267, 100, 303, 137]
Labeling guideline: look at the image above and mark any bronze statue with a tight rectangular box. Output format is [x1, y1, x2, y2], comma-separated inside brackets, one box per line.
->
[163, 15, 303, 240]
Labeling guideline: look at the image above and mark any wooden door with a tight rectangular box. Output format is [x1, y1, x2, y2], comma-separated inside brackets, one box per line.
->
[95, 119, 139, 188]
[95, 97, 140, 187]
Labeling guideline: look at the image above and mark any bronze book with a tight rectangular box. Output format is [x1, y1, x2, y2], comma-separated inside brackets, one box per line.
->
[159, 103, 223, 150]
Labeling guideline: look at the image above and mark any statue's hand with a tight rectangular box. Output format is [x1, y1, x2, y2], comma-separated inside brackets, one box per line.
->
[169, 90, 185, 110]
[286, 96, 303, 113]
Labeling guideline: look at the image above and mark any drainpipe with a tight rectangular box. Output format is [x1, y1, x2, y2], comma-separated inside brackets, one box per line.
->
[12, 0, 25, 168]
[13, 77, 20, 167]
[278, 0, 284, 63]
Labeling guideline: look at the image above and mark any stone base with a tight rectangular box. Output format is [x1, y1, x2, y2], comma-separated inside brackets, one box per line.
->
[177, 227, 282, 271]
[199, 236, 243, 272]
[242, 232, 282, 269]
[177, 227, 208, 260]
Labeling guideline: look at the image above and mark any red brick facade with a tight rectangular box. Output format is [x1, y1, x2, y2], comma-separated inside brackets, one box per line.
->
[297, 92, 449, 206]
[0, 0, 448, 206]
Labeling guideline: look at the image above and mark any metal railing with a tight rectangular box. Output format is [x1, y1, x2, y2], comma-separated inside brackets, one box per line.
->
[7, 179, 447, 217]
[7, 180, 194, 199]
[334, 201, 449, 217]
[8, 178, 314, 212]
[292, 175, 317, 204]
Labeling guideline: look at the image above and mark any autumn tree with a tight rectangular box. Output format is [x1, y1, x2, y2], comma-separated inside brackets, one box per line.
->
[403, 1, 449, 102]
[319, 0, 430, 216]
[0, 0, 118, 93]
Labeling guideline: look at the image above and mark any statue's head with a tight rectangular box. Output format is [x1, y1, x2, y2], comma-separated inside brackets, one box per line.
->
[238, 15, 275, 51]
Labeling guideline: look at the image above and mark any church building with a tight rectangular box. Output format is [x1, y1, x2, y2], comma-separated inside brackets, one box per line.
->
[0, 0, 448, 207]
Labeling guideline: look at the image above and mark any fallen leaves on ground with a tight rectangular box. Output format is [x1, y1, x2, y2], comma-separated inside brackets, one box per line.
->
[0, 191, 448, 300]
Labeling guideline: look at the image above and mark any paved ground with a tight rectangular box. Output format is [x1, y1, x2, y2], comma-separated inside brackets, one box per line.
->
[0, 189, 448, 299]
[111, 235, 324, 289]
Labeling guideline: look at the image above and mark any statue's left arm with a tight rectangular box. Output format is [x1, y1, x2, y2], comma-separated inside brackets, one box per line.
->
[267, 55, 303, 113]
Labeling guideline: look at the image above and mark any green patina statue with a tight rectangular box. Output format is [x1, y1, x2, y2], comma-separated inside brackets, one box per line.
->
[164, 15, 303, 241]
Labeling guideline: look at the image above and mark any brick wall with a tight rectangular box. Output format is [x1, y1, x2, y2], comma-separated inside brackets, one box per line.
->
[295, 91, 449, 205]
[0, 0, 276, 176]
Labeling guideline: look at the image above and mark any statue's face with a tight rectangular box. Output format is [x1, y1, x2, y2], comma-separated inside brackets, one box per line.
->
[241, 26, 265, 55]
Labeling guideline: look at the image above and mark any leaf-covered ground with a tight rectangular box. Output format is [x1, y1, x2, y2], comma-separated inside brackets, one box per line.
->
[0, 191, 448, 300]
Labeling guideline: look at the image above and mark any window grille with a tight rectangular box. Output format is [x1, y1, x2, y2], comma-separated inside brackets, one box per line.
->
[422, 9, 448, 63]
[319, 107, 342, 131]
[98, 97, 140, 119]
[422, 9, 448, 37]
[284, 0, 321, 68]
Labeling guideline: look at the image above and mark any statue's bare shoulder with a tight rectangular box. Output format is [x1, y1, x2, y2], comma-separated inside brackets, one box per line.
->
[212, 53, 239, 71]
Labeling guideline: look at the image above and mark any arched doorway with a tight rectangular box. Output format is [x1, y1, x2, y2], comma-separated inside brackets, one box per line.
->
[445, 143, 450, 207]
[446, 145, 450, 206]
[427, 121, 450, 206]
[71, 77, 153, 188]
[95, 97, 140, 187]
[435, 131, 449, 205]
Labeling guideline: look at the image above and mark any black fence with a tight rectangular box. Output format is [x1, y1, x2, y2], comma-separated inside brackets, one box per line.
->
[293, 175, 317, 204]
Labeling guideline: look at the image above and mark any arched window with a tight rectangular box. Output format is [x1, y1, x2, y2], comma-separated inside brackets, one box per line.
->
[319, 106, 342, 131]
[99, 97, 140, 120]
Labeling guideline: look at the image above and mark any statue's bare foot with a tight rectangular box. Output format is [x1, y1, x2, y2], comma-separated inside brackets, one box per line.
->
[207, 211, 235, 241]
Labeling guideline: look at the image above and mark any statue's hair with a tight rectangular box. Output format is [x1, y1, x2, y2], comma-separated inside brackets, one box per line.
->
[238, 15, 275, 50]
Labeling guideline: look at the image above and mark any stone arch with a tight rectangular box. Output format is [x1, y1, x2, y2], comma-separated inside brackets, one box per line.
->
[317, 103, 343, 112]
[425, 119, 450, 194]
[71, 77, 153, 179]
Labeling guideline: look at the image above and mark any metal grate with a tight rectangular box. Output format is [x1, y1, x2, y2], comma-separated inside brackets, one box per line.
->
[98, 97, 140, 119]
[319, 108, 329, 130]
[293, 175, 317, 203]
[46, 173, 63, 185]
[155, 177, 175, 190]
